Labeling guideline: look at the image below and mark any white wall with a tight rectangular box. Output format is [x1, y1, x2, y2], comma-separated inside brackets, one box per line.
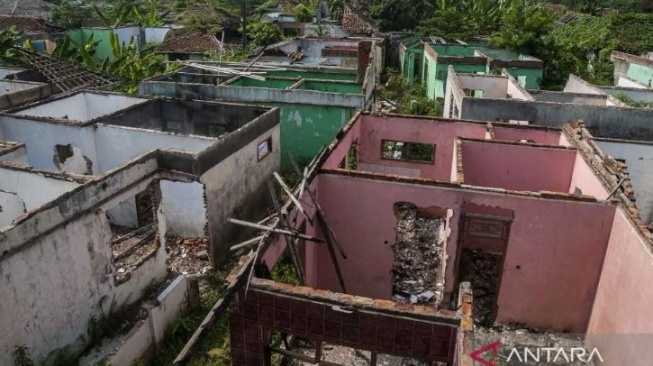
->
[0, 116, 100, 173]
[617, 76, 648, 89]
[106, 198, 138, 228]
[14, 93, 147, 122]
[596, 139, 653, 225]
[95, 124, 215, 173]
[0, 81, 42, 94]
[115, 27, 141, 48]
[0, 67, 25, 78]
[0, 191, 26, 228]
[144, 27, 173, 44]
[0, 168, 80, 210]
[160, 180, 206, 237]
[457, 74, 509, 98]
[0, 145, 28, 164]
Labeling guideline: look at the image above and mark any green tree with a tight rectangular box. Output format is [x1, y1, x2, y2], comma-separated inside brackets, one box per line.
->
[491, 0, 556, 55]
[293, 4, 314, 22]
[369, 0, 432, 32]
[249, 20, 282, 46]
[52, 0, 94, 29]
[132, 0, 170, 27]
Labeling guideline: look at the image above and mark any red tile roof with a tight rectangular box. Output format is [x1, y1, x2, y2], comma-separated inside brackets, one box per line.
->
[341, 11, 378, 36]
[156, 33, 226, 54]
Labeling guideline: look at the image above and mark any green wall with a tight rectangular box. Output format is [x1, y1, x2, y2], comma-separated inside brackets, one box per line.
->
[423, 51, 488, 100]
[298, 81, 362, 94]
[229, 78, 297, 89]
[627, 64, 653, 87]
[276, 103, 355, 165]
[503, 67, 543, 90]
[265, 70, 357, 81]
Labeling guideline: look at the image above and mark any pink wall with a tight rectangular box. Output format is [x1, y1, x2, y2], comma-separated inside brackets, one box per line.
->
[493, 126, 561, 145]
[568, 153, 609, 199]
[323, 117, 362, 169]
[312, 173, 614, 332]
[586, 209, 653, 365]
[461, 140, 577, 193]
[358, 115, 487, 181]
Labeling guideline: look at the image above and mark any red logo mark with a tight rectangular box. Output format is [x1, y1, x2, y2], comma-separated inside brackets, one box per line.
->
[470, 340, 501, 366]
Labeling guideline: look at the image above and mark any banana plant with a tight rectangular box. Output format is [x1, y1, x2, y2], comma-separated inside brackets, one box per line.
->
[132, 0, 170, 27]
[94, 3, 133, 28]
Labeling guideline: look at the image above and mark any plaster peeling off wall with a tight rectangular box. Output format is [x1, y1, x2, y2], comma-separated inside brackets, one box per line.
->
[0, 168, 80, 211]
[160, 180, 207, 237]
[53, 144, 93, 175]
[0, 191, 26, 228]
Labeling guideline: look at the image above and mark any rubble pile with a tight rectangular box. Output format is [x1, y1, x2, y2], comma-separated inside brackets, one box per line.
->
[166, 235, 212, 275]
[391, 203, 445, 306]
[111, 225, 158, 284]
[459, 247, 502, 326]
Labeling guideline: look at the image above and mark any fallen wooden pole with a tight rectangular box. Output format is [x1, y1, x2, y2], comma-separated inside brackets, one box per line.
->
[272, 172, 313, 226]
[230, 235, 265, 251]
[268, 181, 305, 284]
[228, 218, 323, 242]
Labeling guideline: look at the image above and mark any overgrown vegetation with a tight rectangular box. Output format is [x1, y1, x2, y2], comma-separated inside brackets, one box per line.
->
[379, 68, 441, 116]
[613, 92, 653, 107]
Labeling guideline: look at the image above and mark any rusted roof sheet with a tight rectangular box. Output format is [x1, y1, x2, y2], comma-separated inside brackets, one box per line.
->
[156, 33, 226, 54]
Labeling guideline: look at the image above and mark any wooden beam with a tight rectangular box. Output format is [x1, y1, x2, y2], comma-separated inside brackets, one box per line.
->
[272, 172, 314, 226]
[230, 235, 265, 251]
[268, 181, 305, 284]
[228, 218, 324, 242]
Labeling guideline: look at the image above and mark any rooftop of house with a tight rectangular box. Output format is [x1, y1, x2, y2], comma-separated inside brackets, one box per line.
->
[155, 33, 226, 55]
[0, 16, 62, 34]
[8, 47, 116, 93]
[149, 65, 363, 94]
[1, 92, 275, 175]
[0, 0, 54, 20]
[341, 10, 378, 36]
[214, 112, 648, 364]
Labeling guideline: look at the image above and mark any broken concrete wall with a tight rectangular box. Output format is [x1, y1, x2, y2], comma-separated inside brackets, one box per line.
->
[568, 152, 610, 199]
[0, 166, 81, 228]
[160, 180, 207, 237]
[356, 115, 487, 181]
[595, 138, 653, 224]
[100, 100, 265, 137]
[197, 111, 281, 265]
[586, 208, 653, 366]
[0, 116, 100, 174]
[456, 74, 509, 98]
[0, 80, 52, 111]
[0, 144, 28, 164]
[601, 86, 653, 103]
[229, 282, 459, 365]
[94, 124, 215, 173]
[0, 157, 168, 365]
[531, 91, 610, 106]
[492, 126, 561, 145]
[13, 93, 147, 122]
[313, 172, 615, 332]
[458, 97, 653, 140]
[460, 140, 577, 192]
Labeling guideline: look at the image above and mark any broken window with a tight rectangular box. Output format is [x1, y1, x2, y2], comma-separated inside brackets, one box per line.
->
[346, 140, 358, 170]
[464, 88, 484, 98]
[381, 140, 435, 164]
[107, 181, 161, 285]
[257, 137, 273, 161]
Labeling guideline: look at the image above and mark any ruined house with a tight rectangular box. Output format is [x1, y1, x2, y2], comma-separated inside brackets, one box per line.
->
[0, 91, 280, 364]
[206, 113, 653, 365]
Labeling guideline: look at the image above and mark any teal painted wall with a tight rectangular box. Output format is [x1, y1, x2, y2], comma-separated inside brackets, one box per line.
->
[627, 64, 653, 87]
[298, 81, 362, 94]
[432, 44, 478, 56]
[503, 67, 543, 90]
[265, 70, 357, 81]
[230, 78, 297, 88]
[276, 103, 355, 165]
[423, 50, 488, 100]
